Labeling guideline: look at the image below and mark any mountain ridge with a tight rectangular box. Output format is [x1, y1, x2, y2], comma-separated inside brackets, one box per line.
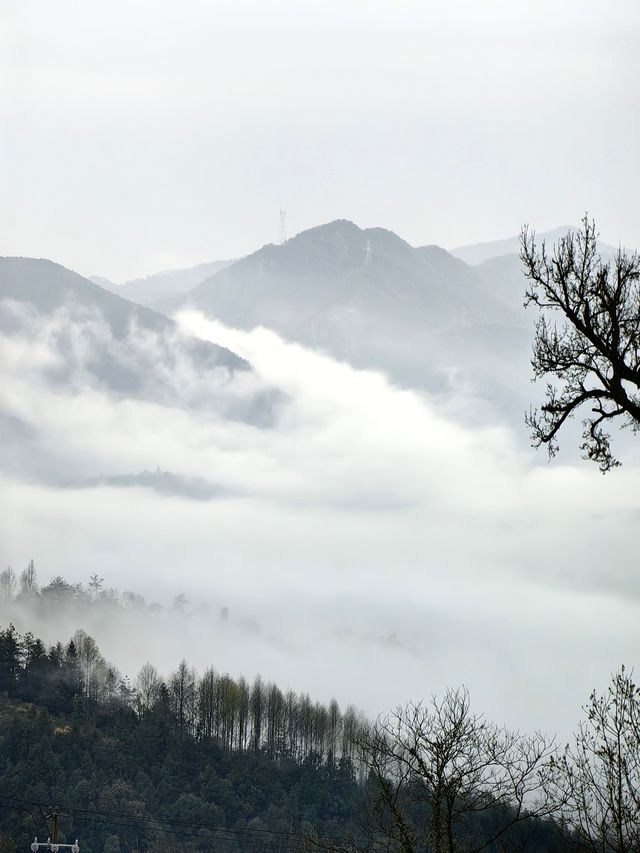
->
[451, 225, 619, 265]
[91, 258, 236, 310]
[0, 256, 249, 388]
[183, 219, 517, 328]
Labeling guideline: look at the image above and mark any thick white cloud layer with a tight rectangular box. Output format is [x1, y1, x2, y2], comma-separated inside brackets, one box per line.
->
[1, 310, 639, 739]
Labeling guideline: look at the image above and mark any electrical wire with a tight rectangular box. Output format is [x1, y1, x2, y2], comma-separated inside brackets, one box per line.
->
[0, 802, 42, 839]
[51, 812, 299, 848]
[0, 795, 302, 840]
[0, 795, 345, 849]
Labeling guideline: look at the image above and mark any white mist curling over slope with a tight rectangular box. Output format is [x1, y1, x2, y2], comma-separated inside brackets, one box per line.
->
[1, 309, 639, 738]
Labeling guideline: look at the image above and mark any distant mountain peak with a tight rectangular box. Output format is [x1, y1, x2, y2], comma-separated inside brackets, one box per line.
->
[451, 225, 618, 265]
[226, 220, 416, 283]
[301, 217, 360, 232]
[289, 219, 411, 246]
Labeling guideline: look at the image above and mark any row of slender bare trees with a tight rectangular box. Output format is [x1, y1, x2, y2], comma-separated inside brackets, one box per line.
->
[138, 659, 365, 766]
[139, 657, 640, 852]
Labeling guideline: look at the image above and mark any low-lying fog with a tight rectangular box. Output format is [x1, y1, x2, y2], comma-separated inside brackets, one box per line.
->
[2, 309, 639, 740]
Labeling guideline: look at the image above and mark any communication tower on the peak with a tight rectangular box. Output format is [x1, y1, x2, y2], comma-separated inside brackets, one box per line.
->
[280, 209, 287, 245]
[364, 240, 372, 265]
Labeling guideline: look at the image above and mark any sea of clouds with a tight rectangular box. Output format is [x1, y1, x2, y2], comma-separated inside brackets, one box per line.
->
[1, 306, 639, 740]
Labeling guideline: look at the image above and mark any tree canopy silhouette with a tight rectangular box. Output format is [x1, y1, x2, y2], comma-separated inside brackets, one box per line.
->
[521, 217, 640, 471]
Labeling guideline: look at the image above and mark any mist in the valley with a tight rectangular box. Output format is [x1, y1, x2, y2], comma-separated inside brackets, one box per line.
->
[1, 306, 639, 741]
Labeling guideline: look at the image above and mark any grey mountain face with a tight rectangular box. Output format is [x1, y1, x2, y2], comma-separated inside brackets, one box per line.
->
[91, 259, 235, 311]
[88, 274, 117, 291]
[472, 253, 531, 314]
[180, 220, 533, 423]
[0, 257, 286, 420]
[185, 220, 515, 330]
[0, 256, 244, 368]
[0, 256, 279, 494]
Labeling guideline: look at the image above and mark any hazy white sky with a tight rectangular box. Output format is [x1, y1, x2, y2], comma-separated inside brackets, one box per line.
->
[2, 0, 638, 280]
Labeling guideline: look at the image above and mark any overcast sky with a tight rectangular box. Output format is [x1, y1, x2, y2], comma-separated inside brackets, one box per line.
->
[2, 0, 639, 280]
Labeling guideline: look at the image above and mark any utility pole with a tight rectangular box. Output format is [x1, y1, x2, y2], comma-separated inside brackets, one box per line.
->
[47, 809, 57, 844]
[31, 809, 80, 852]
[31, 838, 79, 852]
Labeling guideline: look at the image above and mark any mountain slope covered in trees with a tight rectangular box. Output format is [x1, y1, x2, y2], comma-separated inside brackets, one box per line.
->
[0, 619, 567, 853]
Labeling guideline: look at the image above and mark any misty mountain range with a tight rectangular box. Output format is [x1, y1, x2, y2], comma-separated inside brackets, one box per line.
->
[0, 257, 275, 491]
[0, 256, 243, 369]
[0, 256, 258, 407]
[0, 220, 621, 451]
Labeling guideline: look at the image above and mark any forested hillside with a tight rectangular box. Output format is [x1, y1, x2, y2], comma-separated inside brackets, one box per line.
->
[0, 619, 364, 852]
[0, 612, 567, 853]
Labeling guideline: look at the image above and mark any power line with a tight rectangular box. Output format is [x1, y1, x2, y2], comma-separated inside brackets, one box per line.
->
[51, 813, 296, 848]
[0, 803, 42, 839]
[0, 795, 335, 848]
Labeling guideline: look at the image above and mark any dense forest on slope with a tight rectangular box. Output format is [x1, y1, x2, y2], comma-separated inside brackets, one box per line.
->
[0, 613, 364, 852]
[0, 565, 571, 851]
[0, 612, 567, 853]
